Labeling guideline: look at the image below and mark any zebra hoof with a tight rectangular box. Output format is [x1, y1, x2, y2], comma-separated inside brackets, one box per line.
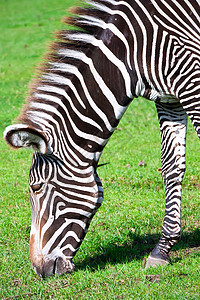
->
[145, 254, 170, 268]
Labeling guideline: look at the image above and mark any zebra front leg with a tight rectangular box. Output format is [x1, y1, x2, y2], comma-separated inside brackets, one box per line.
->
[146, 102, 188, 268]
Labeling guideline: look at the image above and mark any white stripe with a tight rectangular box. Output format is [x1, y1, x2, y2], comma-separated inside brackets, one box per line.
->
[167, 51, 191, 91]
[31, 95, 107, 146]
[160, 0, 200, 40]
[88, 0, 143, 93]
[44, 68, 114, 132]
[134, 0, 165, 93]
[41, 217, 86, 248]
[56, 207, 92, 219]
[176, 70, 200, 97]
[79, 15, 132, 69]
[158, 31, 169, 93]
[59, 188, 99, 203]
[67, 28, 130, 82]
[43, 222, 80, 255]
[56, 166, 96, 184]
[58, 47, 130, 118]
[37, 85, 103, 132]
[184, 0, 200, 32]
[60, 243, 78, 253]
[53, 192, 97, 207]
[27, 109, 93, 162]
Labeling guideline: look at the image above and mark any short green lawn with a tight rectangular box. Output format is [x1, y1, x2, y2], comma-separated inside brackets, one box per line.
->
[0, 0, 200, 299]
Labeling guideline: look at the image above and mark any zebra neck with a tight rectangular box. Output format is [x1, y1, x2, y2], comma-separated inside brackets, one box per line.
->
[16, 2, 138, 163]
[20, 67, 132, 163]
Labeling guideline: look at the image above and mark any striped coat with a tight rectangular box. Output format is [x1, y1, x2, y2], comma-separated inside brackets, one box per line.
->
[4, 0, 200, 276]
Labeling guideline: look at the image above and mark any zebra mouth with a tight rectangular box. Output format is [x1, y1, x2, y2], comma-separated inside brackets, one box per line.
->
[33, 257, 75, 277]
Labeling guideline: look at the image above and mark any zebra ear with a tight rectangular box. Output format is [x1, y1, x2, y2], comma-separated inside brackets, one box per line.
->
[3, 124, 49, 154]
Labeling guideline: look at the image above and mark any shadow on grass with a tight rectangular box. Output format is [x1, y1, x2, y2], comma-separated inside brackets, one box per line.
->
[76, 229, 200, 271]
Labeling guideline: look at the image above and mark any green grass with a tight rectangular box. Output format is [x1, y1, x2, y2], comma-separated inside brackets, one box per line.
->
[0, 0, 200, 299]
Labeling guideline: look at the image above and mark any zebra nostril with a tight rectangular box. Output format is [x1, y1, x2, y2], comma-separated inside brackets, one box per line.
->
[53, 257, 58, 275]
[54, 257, 75, 275]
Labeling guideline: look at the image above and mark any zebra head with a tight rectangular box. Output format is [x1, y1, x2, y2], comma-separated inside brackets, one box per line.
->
[4, 124, 102, 277]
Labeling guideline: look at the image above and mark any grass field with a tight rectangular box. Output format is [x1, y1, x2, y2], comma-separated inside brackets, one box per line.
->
[0, 0, 200, 299]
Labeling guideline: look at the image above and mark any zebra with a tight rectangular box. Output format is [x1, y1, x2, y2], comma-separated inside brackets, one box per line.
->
[3, 0, 200, 277]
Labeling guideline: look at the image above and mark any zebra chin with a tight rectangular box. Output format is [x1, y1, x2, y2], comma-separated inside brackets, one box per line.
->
[32, 257, 75, 278]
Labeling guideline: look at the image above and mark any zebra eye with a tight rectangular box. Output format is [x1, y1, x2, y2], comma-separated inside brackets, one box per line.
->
[31, 183, 44, 193]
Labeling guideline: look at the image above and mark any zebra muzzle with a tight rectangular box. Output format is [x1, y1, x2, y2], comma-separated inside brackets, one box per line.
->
[33, 257, 75, 277]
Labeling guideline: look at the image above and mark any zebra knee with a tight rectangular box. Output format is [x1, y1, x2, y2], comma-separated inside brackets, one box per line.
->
[162, 163, 186, 188]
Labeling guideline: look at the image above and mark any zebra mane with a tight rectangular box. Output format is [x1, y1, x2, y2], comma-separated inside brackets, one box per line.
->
[17, 0, 112, 127]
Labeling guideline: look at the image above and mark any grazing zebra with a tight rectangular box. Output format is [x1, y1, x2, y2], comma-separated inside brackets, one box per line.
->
[4, 0, 200, 277]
